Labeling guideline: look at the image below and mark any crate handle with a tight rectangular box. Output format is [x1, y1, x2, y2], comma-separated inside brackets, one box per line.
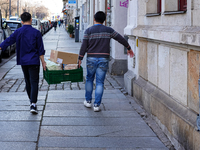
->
[64, 73, 70, 75]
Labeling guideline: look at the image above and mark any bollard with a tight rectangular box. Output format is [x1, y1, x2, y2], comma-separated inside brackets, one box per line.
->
[197, 79, 200, 131]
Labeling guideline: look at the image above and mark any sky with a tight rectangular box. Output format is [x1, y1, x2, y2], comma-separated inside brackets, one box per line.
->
[30, 0, 63, 14]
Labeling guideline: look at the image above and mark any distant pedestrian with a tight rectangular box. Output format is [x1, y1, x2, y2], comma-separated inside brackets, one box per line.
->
[58, 20, 61, 27]
[0, 12, 46, 114]
[61, 19, 64, 27]
[53, 21, 57, 31]
[78, 11, 134, 112]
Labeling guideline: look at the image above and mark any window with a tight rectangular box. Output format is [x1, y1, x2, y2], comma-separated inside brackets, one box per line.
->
[157, 0, 161, 13]
[146, 0, 187, 17]
[163, 0, 187, 15]
[146, 0, 161, 17]
[179, 0, 187, 11]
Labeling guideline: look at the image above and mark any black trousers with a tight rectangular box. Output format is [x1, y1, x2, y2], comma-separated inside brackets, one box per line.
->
[21, 65, 40, 104]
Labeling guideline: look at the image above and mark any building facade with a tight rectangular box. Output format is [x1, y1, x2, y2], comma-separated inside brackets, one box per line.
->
[124, 0, 200, 149]
[76, 0, 130, 75]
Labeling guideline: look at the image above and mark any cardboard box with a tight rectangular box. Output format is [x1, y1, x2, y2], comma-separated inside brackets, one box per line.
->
[50, 50, 78, 64]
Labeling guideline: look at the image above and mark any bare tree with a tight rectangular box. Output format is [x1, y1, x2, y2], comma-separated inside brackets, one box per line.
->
[20, 1, 49, 19]
[35, 6, 49, 19]
[0, 0, 18, 18]
[0, 0, 49, 19]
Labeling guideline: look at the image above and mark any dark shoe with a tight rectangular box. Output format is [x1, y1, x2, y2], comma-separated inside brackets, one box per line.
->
[30, 105, 38, 114]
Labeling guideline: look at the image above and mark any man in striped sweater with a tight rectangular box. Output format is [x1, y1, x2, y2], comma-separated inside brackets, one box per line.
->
[78, 11, 134, 112]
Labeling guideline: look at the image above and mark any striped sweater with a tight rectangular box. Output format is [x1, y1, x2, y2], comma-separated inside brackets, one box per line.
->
[78, 24, 131, 60]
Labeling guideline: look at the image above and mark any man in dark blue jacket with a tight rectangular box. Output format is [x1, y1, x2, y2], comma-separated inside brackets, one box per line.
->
[0, 12, 46, 114]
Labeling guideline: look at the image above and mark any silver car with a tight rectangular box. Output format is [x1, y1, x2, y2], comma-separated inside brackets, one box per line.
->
[32, 18, 41, 33]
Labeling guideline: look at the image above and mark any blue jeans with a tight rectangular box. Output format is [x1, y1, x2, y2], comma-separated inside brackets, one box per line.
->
[85, 57, 109, 106]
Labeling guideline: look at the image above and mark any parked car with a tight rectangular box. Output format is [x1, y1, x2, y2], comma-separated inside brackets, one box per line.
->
[5, 20, 22, 33]
[2, 25, 15, 57]
[9, 16, 19, 21]
[32, 18, 41, 33]
[41, 22, 45, 35]
[0, 9, 4, 63]
[41, 20, 48, 33]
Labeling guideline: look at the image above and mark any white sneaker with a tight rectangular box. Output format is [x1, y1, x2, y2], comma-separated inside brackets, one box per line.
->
[84, 100, 92, 108]
[93, 106, 101, 112]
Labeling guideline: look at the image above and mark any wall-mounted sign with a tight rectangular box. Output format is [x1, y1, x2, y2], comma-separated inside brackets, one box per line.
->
[68, 0, 76, 4]
[120, 0, 129, 8]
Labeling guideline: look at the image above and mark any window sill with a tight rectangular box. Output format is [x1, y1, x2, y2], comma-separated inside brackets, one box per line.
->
[163, 11, 186, 15]
[146, 13, 161, 17]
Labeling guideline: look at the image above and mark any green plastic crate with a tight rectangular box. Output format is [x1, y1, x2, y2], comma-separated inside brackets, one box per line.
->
[43, 66, 83, 84]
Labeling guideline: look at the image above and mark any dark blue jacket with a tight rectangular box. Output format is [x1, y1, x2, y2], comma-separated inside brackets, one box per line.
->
[0, 25, 45, 65]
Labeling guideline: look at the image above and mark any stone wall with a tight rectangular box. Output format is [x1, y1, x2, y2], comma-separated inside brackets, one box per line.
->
[134, 38, 200, 149]
[125, 0, 200, 149]
[138, 39, 199, 112]
[133, 77, 200, 150]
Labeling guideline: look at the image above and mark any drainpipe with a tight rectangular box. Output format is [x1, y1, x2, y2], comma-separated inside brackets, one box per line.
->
[197, 77, 200, 131]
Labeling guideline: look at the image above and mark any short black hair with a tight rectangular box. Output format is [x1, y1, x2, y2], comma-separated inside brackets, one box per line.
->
[94, 11, 106, 23]
[20, 12, 31, 22]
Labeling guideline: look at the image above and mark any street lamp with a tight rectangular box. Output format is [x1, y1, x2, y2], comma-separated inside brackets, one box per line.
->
[17, 0, 19, 16]
[9, 0, 11, 17]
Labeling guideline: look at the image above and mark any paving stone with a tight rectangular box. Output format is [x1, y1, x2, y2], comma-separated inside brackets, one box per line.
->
[40, 125, 156, 137]
[63, 82, 71, 89]
[71, 82, 79, 90]
[39, 148, 165, 150]
[105, 86, 114, 89]
[42, 117, 142, 126]
[0, 131, 39, 141]
[0, 142, 36, 150]
[0, 111, 42, 120]
[17, 86, 25, 92]
[0, 121, 40, 131]
[1, 88, 10, 92]
[0, 100, 45, 105]
[9, 85, 19, 92]
[0, 91, 46, 100]
[42, 79, 49, 85]
[56, 84, 63, 90]
[38, 137, 167, 149]
[40, 85, 49, 91]
[2, 83, 13, 88]
[78, 82, 85, 90]
[102, 102, 134, 111]
[45, 103, 87, 110]
[0, 105, 43, 111]
[47, 90, 126, 99]
[49, 84, 56, 90]
[43, 110, 139, 118]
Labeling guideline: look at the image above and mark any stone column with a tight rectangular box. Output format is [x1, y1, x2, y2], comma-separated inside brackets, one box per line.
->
[89, 0, 94, 27]
[124, 0, 138, 96]
[109, 0, 128, 75]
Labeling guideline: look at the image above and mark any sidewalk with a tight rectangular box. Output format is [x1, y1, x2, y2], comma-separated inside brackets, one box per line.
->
[0, 27, 169, 150]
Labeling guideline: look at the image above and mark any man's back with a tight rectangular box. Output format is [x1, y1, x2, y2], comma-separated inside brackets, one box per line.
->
[15, 25, 43, 65]
[79, 24, 130, 60]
